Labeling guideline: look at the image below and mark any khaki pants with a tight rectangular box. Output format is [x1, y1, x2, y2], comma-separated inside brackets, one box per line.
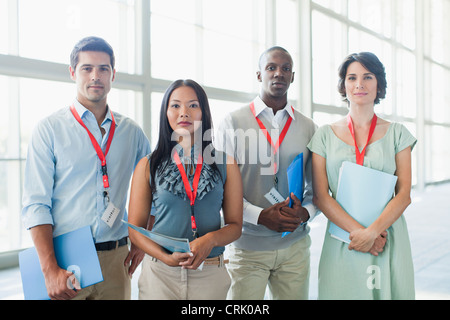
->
[72, 244, 131, 300]
[226, 235, 311, 300]
[138, 254, 231, 300]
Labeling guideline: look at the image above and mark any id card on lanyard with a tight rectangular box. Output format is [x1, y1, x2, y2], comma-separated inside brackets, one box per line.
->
[173, 150, 203, 239]
[70, 104, 120, 228]
[250, 102, 293, 189]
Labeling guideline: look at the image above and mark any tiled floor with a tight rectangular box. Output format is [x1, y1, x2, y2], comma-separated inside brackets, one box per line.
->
[1, 183, 449, 300]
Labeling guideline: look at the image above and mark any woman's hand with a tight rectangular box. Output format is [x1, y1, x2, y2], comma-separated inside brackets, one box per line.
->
[368, 231, 387, 256]
[348, 228, 388, 256]
[348, 227, 378, 253]
[166, 251, 194, 267]
[178, 234, 215, 270]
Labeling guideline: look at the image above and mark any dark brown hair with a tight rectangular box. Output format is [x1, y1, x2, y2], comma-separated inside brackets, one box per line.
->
[70, 36, 115, 70]
[338, 52, 387, 105]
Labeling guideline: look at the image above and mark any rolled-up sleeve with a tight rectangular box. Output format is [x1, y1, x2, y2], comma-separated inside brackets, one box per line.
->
[21, 119, 56, 229]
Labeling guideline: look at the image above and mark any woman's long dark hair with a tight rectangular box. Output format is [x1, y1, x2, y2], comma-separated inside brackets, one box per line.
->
[149, 79, 218, 191]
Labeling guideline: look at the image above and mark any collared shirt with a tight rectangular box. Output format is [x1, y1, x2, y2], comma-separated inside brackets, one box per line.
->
[22, 100, 151, 243]
[215, 96, 316, 226]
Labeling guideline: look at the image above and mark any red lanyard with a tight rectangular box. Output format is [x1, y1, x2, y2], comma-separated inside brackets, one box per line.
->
[347, 113, 377, 165]
[70, 105, 116, 190]
[250, 102, 293, 174]
[173, 150, 203, 238]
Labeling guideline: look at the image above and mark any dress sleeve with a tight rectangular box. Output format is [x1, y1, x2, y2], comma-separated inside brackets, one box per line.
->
[307, 125, 329, 158]
[394, 123, 417, 154]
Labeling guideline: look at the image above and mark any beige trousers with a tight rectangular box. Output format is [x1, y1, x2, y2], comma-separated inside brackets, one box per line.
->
[72, 244, 131, 300]
[226, 235, 311, 300]
[138, 254, 231, 300]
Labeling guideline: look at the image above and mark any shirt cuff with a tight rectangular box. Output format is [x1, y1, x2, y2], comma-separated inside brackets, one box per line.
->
[303, 203, 318, 222]
[243, 201, 263, 225]
[22, 205, 54, 230]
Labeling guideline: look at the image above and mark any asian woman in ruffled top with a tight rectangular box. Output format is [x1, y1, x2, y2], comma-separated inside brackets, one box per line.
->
[127, 79, 243, 300]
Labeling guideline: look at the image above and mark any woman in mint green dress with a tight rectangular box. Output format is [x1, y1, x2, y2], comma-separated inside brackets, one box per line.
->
[308, 52, 416, 299]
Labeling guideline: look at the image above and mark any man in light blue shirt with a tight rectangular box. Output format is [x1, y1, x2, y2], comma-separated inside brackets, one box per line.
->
[21, 37, 150, 300]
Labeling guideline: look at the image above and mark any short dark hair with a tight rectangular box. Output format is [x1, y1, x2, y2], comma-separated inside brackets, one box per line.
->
[337, 52, 387, 105]
[258, 46, 292, 70]
[70, 36, 115, 70]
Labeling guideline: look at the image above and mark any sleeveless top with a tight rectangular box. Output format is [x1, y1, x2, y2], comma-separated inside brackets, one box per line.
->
[149, 145, 227, 258]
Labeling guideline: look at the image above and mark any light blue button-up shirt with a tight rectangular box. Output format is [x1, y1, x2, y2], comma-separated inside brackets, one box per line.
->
[22, 100, 151, 243]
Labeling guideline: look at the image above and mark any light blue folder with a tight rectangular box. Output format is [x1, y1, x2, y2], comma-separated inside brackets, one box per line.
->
[282, 153, 304, 237]
[123, 220, 190, 253]
[19, 225, 103, 300]
[329, 161, 398, 243]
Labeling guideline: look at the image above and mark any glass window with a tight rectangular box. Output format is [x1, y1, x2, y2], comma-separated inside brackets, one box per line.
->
[0, 0, 10, 55]
[312, 0, 345, 15]
[0, 160, 26, 252]
[428, 0, 446, 64]
[276, 0, 300, 101]
[203, 0, 254, 41]
[395, 0, 416, 50]
[395, 49, 416, 118]
[203, 30, 255, 92]
[312, 11, 346, 107]
[151, 0, 264, 92]
[312, 111, 343, 128]
[150, 14, 198, 81]
[426, 63, 450, 124]
[203, 0, 258, 92]
[348, 28, 392, 62]
[348, 0, 392, 38]
[425, 125, 450, 183]
[150, 0, 196, 25]
[209, 99, 243, 131]
[19, 78, 74, 156]
[210, 98, 243, 146]
[108, 89, 143, 126]
[0, 76, 19, 159]
[276, 0, 299, 54]
[17, 0, 136, 74]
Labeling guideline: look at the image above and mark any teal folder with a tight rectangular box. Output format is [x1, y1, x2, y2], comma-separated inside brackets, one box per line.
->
[329, 161, 398, 243]
[19, 226, 103, 300]
[282, 153, 304, 237]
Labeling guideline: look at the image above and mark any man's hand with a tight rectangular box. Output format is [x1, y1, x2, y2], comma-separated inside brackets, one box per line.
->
[124, 243, 145, 277]
[44, 266, 80, 300]
[280, 193, 309, 224]
[30, 225, 80, 300]
[258, 194, 307, 232]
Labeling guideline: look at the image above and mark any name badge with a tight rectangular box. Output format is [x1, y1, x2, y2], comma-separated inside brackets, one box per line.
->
[101, 202, 120, 228]
[264, 187, 285, 205]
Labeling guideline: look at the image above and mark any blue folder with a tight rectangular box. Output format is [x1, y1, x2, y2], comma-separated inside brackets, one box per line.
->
[19, 225, 103, 300]
[282, 153, 304, 237]
[123, 220, 190, 253]
[329, 161, 398, 243]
